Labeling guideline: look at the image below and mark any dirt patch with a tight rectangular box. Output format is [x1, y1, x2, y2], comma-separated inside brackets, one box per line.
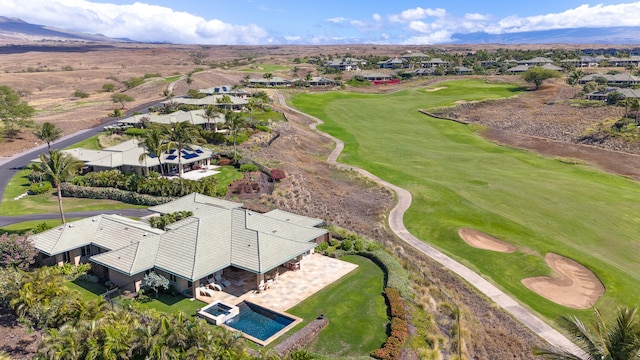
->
[426, 86, 447, 92]
[0, 307, 40, 359]
[458, 228, 516, 253]
[522, 253, 605, 309]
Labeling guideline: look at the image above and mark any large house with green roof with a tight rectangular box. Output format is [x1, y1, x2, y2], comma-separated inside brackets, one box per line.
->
[31, 193, 329, 297]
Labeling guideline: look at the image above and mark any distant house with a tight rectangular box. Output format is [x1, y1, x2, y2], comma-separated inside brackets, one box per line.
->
[30, 193, 330, 298]
[507, 63, 562, 73]
[305, 76, 335, 87]
[506, 64, 530, 73]
[161, 95, 248, 110]
[198, 85, 248, 98]
[400, 52, 429, 61]
[117, 109, 225, 130]
[363, 73, 392, 81]
[517, 57, 554, 66]
[449, 66, 473, 75]
[378, 57, 409, 69]
[246, 77, 291, 87]
[35, 138, 214, 176]
[585, 87, 640, 101]
[421, 58, 449, 68]
[578, 73, 640, 86]
[560, 56, 599, 68]
[324, 57, 366, 71]
[597, 56, 640, 67]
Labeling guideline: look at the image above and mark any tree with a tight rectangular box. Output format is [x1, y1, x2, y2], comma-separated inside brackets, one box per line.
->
[263, 72, 273, 81]
[141, 272, 170, 299]
[33, 122, 63, 153]
[30, 150, 84, 224]
[0, 85, 35, 139]
[522, 67, 562, 90]
[200, 104, 220, 131]
[138, 127, 169, 176]
[162, 121, 202, 177]
[224, 110, 246, 160]
[111, 93, 134, 109]
[534, 306, 640, 359]
[0, 233, 38, 270]
[607, 91, 626, 105]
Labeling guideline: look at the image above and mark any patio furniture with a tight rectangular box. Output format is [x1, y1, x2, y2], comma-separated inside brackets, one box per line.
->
[207, 283, 222, 291]
[266, 279, 273, 289]
[215, 273, 232, 287]
[208, 278, 224, 290]
[199, 286, 215, 297]
[257, 280, 265, 293]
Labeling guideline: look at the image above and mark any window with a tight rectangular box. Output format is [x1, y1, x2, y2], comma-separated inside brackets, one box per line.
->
[63, 251, 71, 263]
[81, 245, 92, 257]
[169, 274, 177, 283]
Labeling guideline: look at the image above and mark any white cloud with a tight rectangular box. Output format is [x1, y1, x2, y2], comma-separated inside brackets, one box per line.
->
[389, 7, 446, 22]
[284, 35, 301, 41]
[326, 17, 348, 23]
[403, 30, 454, 45]
[494, 3, 640, 33]
[372, 13, 382, 22]
[0, 0, 268, 44]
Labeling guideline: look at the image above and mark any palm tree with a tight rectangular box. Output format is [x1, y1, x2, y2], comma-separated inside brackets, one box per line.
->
[534, 306, 640, 359]
[567, 69, 585, 97]
[224, 110, 246, 161]
[33, 122, 63, 153]
[162, 122, 202, 177]
[31, 150, 84, 224]
[200, 104, 220, 131]
[138, 127, 169, 176]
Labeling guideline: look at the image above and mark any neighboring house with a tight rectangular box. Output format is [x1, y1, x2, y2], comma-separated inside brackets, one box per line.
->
[506, 64, 531, 73]
[506, 63, 562, 73]
[31, 193, 330, 298]
[597, 56, 640, 67]
[449, 66, 473, 75]
[578, 73, 640, 86]
[117, 109, 226, 130]
[413, 68, 433, 76]
[363, 73, 392, 81]
[377, 57, 409, 69]
[400, 52, 429, 61]
[421, 58, 449, 68]
[34, 138, 214, 176]
[540, 63, 563, 71]
[161, 94, 248, 110]
[324, 57, 366, 71]
[246, 77, 291, 87]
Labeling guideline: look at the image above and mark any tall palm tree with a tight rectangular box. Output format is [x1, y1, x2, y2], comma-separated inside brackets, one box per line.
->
[224, 110, 245, 160]
[200, 104, 220, 131]
[162, 122, 202, 177]
[31, 150, 83, 224]
[138, 127, 169, 176]
[33, 122, 63, 153]
[534, 306, 640, 359]
[567, 69, 585, 97]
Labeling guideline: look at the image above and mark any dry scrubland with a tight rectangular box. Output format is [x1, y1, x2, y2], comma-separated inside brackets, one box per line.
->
[3, 43, 639, 358]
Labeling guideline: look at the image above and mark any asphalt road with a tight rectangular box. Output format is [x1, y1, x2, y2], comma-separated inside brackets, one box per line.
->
[0, 99, 162, 225]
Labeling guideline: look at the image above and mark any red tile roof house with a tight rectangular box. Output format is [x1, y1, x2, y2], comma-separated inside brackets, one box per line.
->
[31, 193, 330, 298]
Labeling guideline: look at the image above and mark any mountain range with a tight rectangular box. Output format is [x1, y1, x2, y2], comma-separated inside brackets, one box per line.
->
[1, 15, 640, 45]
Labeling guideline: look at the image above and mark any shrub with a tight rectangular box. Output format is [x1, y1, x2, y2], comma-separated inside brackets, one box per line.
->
[60, 183, 174, 206]
[316, 242, 329, 253]
[271, 168, 286, 181]
[0, 233, 39, 270]
[123, 76, 145, 89]
[72, 90, 90, 98]
[77, 274, 99, 283]
[353, 239, 364, 251]
[370, 287, 408, 360]
[329, 239, 340, 247]
[239, 163, 259, 172]
[32, 222, 52, 234]
[102, 83, 116, 92]
[29, 181, 52, 195]
[340, 239, 353, 251]
[124, 128, 146, 137]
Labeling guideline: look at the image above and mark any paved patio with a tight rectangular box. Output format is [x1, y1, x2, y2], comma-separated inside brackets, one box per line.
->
[166, 165, 220, 180]
[196, 253, 358, 311]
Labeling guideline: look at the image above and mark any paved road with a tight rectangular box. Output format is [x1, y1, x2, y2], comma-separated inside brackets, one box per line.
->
[276, 92, 585, 358]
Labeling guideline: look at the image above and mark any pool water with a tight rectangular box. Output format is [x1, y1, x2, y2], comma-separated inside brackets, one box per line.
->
[224, 301, 295, 341]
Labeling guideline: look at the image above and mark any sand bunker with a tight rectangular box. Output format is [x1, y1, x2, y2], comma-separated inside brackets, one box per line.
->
[426, 86, 447, 92]
[522, 253, 605, 309]
[458, 228, 517, 253]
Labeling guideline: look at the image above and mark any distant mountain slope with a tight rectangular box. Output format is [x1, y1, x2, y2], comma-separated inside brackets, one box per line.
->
[450, 27, 640, 45]
[0, 16, 126, 42]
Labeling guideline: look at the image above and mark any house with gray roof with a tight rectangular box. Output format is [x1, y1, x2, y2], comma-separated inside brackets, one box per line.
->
[561, 56, 599, 68]
[578, 73, 640, 86]
[161, 94, 248, 110]
[378, 57, 409, 69]
[517, 57, 554, 66]
[198, 85, 248, 98]
[117, 109, 225, 130]
[246, 77, 291, 87]
[36, 138, 214, 176]
[31, 193, 330, 297]
[421, 58, 448, 68]
[324, 57, 366, 71]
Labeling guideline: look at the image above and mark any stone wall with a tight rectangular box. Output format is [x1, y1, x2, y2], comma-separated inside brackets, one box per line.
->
[274, 316, 329, 357]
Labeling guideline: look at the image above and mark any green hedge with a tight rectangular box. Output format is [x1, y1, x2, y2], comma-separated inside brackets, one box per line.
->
[29, 181, 52, 195]
[60, 183, 174, 206]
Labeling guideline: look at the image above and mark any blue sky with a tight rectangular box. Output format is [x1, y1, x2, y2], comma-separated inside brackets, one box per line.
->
[2, 0, 640, 44]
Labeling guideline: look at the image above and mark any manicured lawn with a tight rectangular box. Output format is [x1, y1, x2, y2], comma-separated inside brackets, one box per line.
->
[216, 165, 243, 187]
[133, 293, 206, 316]
[65, 134, 101, 150]
[290, 79, 640, 323]
[239, 63, 291, 73]
[0, 218, 82, 235]
[66, 280, 107, 301]
[284, 255, 387, 358]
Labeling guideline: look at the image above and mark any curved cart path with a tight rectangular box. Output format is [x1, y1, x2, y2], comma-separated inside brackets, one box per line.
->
[276, 92, 584, 358]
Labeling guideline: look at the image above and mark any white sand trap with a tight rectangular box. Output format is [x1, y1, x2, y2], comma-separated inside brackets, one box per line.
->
[458, 228, 517, 253]
[522, 253, 605, 309]
[426, 86, 447, 92]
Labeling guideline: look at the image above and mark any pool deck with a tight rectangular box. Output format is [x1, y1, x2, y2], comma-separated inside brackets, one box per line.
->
[196, 253, 358, 311]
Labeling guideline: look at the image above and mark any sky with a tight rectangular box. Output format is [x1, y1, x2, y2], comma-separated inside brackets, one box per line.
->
[2, 0, 640, 45]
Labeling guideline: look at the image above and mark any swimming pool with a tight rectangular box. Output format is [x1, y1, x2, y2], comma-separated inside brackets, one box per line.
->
[198, 301, 239, 326]
[224, 301, 300, 345]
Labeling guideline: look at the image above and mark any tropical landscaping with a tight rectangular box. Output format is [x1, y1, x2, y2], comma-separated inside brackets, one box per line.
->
[290, 79, 640, 325]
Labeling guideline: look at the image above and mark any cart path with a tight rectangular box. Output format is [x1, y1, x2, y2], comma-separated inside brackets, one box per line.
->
[276, 92, 584, 358]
